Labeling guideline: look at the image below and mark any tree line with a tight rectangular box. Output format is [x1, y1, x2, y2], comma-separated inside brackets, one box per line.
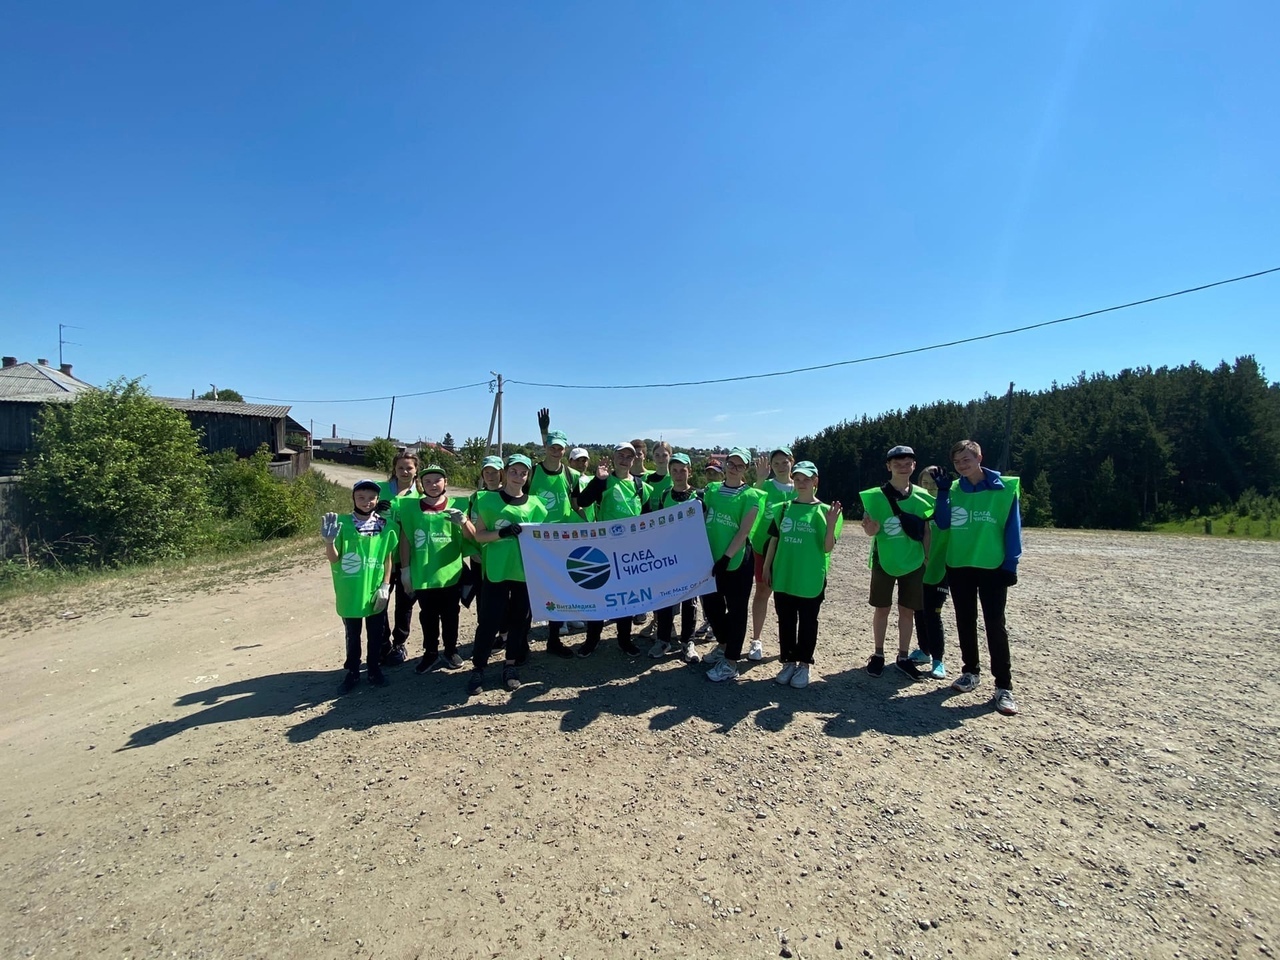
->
[792, 356, 1280, 530]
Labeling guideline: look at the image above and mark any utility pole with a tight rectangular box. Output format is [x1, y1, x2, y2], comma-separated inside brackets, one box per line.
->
[485, 373, 504, 455]
[387, 396, 396, 439]
[997, 382, 1015, 473]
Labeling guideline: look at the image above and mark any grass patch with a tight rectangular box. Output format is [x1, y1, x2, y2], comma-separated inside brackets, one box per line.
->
[1150, 515, 1280, 540]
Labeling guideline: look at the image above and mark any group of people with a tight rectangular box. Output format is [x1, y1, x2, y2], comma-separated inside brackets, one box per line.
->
[321, 412, 1023, 716]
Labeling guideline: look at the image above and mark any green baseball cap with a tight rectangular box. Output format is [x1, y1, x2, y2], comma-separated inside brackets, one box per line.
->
[481, 455, 504, 471]
[770, 446, 794, 460]
[421, 463, 447, 477]
[507, 454, 533, 470]
[670, 452, 691, 466]
[727, 447, 752, 464]
[791, 460, 818, 477]
[546, 430, 569, 448]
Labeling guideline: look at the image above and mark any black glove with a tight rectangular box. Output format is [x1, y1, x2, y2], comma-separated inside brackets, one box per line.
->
[537, 407, 551, 434]
[898, 512, 926, 542]
[374, 499, 393, 514]
[712, 555, 730, 577]
[927, 466, 952, 492]
[498, 522, 523, 539]
[1000, 568, 1018, 587]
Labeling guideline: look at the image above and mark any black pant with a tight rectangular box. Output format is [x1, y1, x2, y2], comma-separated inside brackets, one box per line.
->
[580, 617, 633, 654]
[655, 599, 697, 643]
[343, 616, 388, 673]
[417, 583, 461, 659]
[948, 566, 1012, 690]
[702, 558, 753, 660]
[474, 579, 531, 670]
[774, 590, 823, 665]
[472, 571, 523, 644]
[913, 580, 949, 662]
[389, 563, 417, 647]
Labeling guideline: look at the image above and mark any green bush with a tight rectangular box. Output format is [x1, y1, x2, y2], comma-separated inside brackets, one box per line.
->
[21, 378, 212, 565]
[207, 446, 315, 541]
[366, 437, 397, 474]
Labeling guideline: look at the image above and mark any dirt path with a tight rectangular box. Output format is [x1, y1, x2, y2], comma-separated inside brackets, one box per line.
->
[1, 530, 1277, 959]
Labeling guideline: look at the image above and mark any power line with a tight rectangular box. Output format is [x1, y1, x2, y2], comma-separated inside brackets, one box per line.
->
[243, 380, 492, 404]
[506, 266, 1280, 391]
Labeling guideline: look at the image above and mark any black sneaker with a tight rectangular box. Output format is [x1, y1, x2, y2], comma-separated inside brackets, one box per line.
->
[619, 639, 641, 656]
[368, 667, 389, 687]
[894, 655, 923, 681]
[866, 653, 885, 677]
[575, 641, 597, 658]
[385, 643, 408, 666]
[492, 635, 506, 652]
[632, 613, 649, 627]
[338, 670, 360, 693]
[546, 640, 575, 659]
[502, 664, 521, 691]
[466, 669, 484, 696]
[416, 654, 443, 674]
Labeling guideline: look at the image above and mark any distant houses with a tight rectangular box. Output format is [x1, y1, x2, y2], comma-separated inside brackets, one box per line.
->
[0, 357, 309, 477]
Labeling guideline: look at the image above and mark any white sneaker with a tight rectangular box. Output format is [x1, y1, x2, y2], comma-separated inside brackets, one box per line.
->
[951, 672, 980, 693]
[706, 659, 739, 683]
[747, 639, 764, 661]
[703, 644, 726, 663]
[789, 663, 811, 688]
[647, 639, 667, 658]
[993, 688, 1019, 716]
[684, 640, 701, 663]
[446, 653, 464, 668]
[774, 662, 797, 685]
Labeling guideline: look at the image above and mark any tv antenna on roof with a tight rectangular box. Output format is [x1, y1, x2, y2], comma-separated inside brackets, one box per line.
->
[59, 324, 84, 368]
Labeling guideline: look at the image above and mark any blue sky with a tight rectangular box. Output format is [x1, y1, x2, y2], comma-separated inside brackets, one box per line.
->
[3, 2, 1277, 451]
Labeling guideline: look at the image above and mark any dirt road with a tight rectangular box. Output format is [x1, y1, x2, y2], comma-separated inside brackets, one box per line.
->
[2, 530, 1277, 959]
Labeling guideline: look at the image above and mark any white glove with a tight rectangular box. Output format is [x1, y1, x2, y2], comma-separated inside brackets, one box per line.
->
[372, 583, 391, 613]
[321, 512, 339, 543]
[445, 507, 465, 526]
[400, 568, 413, 593]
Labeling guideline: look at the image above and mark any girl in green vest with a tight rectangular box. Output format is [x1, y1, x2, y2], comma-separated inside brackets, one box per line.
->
[703, 448, 763, 682]
[398, 463, 474, 674]
[762, 461, 842, 689]
[529, 430, 584, 659]
[909, 469, 951, 680]
[467, 455, 506, 648]
[468, 455, 549, 696]
[322, 479, 398, 693]
[379, 453, 424, 664]
[748, 447, 797, 661]
[649, 452, 702, 660]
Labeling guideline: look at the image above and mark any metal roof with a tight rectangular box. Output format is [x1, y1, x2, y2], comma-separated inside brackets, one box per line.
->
[0, 362, 95, 399]
[155, 398, 291, 418]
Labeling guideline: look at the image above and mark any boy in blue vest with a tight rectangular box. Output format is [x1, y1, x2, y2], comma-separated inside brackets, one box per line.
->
[930, 440, 1022, 716]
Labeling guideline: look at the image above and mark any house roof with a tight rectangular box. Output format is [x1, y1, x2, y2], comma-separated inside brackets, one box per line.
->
[154, 398, 291, 418]
[0, 362, 96, 399]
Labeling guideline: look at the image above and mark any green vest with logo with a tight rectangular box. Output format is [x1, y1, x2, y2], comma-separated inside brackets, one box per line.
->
[645, 473, 674, 511]
[704, 483, 761, 572]
[599, 474, 651, 521]
[330, 515, 397, 618]
[923, 522, 949, 585]
[751, 478, 797, 554]
[378, 480, 421, 527]
[945, 477, 1019, 570]
[858, 484, 935, 577]
[770, 500, 843, 598]
[476, 495, 549, 583]
[530, 463, 582, 523]
[399, 495, 469, 590]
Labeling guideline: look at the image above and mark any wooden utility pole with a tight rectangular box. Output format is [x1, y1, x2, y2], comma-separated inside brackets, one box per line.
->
[485, 373, 504, 455]
[997, 382, 1014, 473]
[387, 396, 396, 439]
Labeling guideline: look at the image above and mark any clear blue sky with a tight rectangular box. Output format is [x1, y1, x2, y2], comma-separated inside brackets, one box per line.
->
[4, 2, 1277, 451]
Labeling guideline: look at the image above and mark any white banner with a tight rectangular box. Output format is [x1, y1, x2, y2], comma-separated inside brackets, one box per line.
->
[521, 499, 715, 619]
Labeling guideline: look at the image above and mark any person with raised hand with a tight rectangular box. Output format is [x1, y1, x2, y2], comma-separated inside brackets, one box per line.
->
[468, 455, 549, 696]
[763, 461, 843, 689]
[930, 440, 1023, 716]
[378, 452, 425, 665]
[397, 463, 474, 674]
[467, 455, 506, 646]
[575, 441, 654, 656]
[649, 452, 702, 661]
[529, 427, 584, 659]
[747, 446, 798, 662]
[702, 448, 763, 682]
[324, 479, 399, 693]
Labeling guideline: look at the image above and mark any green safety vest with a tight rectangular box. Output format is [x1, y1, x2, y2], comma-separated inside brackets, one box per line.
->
[599, 474, 651, 521]
[465, 489, 500, 561]
[945, 477, 1020, 570]
[769, 500, 843, 599]
[704, 483, 761, 572]
[750, 478, 797, 554]
[330, 514, 398, 618]
[378, 480, 421, 526]
[399, 495, 469, 590]
[476, 494, 548, 583]
[645, 473, 674, 511]
[923, 522, 949, 585]
[858, 484, 935, 577]
[530, 463, 582, 523]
